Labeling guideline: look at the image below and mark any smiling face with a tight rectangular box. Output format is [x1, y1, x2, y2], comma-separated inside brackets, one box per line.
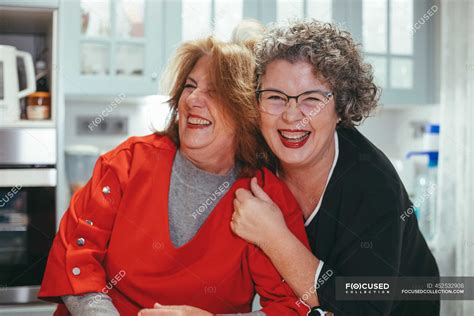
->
[259, 59, 339, 168]
[177, 56, 236, 168]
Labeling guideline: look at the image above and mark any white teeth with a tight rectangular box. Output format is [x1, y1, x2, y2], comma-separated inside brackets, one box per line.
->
[279, 131, 310, 140]
[187, 116, 211, 125]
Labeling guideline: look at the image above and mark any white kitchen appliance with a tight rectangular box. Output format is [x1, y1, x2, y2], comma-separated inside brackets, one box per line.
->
[0, 128, 57, 303]
[0, 45, 36, 124]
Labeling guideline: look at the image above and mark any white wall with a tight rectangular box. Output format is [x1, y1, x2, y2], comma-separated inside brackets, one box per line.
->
[359, 104, 440, 159]
[64, 95, 170, 153]
[358, 104, 440, 195]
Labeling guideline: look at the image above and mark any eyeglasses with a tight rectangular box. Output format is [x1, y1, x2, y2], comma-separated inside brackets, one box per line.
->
[256, 89, 333, 116]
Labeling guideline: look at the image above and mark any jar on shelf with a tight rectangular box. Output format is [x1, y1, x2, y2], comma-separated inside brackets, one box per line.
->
[26, 92, 51, 120]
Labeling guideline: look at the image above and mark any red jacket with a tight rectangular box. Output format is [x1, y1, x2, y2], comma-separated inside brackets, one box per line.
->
[38, 134, 310, 316]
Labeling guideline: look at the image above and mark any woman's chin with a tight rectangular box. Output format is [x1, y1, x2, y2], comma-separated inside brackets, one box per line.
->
[180, 134, 213, 150]
[179, 126, 214, 145]
[274, 144, 312, 167]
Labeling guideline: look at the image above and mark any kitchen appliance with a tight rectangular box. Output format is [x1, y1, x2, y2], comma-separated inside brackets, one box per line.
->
[0, 45, 36, 124]
[0, 128, 56, 303]
[65, 145, 100, 194]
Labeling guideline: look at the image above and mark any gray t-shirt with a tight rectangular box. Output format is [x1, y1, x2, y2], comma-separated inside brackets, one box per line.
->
[168, 149, 237, 247]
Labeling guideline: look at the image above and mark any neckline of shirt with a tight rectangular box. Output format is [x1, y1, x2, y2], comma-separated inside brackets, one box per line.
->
[304, 131, 339, 227]
[173, 149, 238, 191]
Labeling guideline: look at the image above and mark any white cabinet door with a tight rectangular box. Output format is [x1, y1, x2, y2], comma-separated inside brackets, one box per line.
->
[60, 0, 163, 96]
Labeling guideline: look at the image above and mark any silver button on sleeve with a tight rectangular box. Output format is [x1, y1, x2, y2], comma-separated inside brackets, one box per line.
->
[72, 267, 81, 276]
[102, 186, 111, 195]
[76, 238, 85, 246]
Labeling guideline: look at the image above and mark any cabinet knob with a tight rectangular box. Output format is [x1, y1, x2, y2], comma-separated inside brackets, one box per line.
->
[151, 72, 158, 81]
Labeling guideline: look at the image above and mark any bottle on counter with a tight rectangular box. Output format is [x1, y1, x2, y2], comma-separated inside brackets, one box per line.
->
[406, 124, 440, 242]
[406, 151, 438, 241]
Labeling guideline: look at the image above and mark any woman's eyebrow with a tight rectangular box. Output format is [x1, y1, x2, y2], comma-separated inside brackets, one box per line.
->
[186, 77, 198, 85]
[260, 87, 328, 94]
[260, 87, 285, 93]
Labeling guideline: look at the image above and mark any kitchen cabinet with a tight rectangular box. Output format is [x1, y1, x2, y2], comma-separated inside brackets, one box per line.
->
[60, 0, 169, 96]
[339, 0, 439, 106]
[0, 7, 58, 128]
[0, 0, 58, 8]
[243, 0, 276, 25]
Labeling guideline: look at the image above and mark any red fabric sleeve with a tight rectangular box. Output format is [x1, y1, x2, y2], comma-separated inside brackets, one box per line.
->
[38, 150, 129, 303]
[247, 169, 310, 316]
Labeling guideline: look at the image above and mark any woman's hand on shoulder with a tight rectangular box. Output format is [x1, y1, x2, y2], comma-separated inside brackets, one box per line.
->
[231, 177, 289, 250]
[138, 303, 213, 316]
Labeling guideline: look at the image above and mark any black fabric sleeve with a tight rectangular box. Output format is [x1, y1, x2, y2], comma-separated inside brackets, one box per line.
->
[315, 212, 401, 315]
[314, 185, 435, 315]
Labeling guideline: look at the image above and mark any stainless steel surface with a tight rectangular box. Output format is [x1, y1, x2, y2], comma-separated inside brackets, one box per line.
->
[0, 168, 56, 187]
[0, 304, 56, 316]
[0, 286, 41, 304]
[0, 128, 56, 166]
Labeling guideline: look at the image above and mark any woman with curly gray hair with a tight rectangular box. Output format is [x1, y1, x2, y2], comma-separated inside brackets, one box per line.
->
[231, 20, 439, 316]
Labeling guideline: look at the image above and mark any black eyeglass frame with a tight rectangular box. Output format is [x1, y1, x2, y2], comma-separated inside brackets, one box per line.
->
[256, 89, 334, 105]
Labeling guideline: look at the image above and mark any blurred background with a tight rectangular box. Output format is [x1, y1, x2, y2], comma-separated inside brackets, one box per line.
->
[0, 0, 473, 315]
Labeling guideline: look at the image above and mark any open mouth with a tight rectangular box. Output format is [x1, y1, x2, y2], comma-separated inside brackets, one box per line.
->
[187, 114, 212, 129]
[278, 129, 311, 148]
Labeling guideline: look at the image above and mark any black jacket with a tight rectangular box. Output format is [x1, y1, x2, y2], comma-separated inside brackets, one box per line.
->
[307, 126, 440, 315]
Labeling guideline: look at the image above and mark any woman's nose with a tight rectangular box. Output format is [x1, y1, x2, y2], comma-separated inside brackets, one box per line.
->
[281, 99, 305, 125]
[187, 89, 206, 108]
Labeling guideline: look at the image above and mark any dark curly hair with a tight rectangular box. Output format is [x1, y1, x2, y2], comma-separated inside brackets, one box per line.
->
[255, 19, 380, 127]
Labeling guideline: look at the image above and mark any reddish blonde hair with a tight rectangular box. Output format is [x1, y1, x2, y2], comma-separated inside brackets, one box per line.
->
[160, 37, 263, 177]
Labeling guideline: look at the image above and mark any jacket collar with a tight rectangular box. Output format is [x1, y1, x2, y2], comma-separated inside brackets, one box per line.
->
[325, 126, 361, 192]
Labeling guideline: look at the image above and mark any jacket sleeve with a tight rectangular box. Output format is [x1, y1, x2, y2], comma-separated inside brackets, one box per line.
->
[247, 174, 310, 316]
[38, 150, 129, 303]
[62, 293, 119, 315]
[315, 184, 439, 315]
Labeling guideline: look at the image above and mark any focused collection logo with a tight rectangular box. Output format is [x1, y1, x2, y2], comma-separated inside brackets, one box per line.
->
[345, 282, 390, 294]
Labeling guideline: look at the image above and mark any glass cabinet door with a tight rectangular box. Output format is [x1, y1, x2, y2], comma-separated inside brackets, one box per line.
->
[62, 0, 162, 95]
[80, 0, 112, 37]
[79, 0, 146, 78]
[115, 0, 145, 38]
[114, 0, 146, 77]
[80, 42, 110, 75]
